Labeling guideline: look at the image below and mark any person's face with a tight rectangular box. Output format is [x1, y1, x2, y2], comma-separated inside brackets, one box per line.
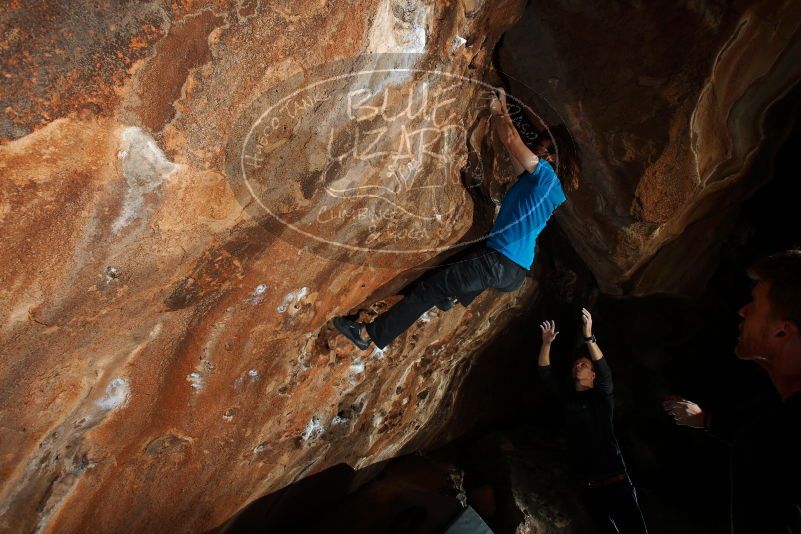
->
[736, 280, 784, 362]
[572, 357, 595, 383]
[533, 139, 556, 163]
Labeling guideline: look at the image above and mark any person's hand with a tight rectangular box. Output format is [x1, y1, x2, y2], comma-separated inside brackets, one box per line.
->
[581, 307, 593, 338]
[540, 320, 559, 344]
[662, 396, 705, 428]
[495, 86, 508, 109]
[489, 96, 502, 115]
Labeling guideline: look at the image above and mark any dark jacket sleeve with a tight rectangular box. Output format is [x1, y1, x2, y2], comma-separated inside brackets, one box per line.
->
[593, 357, 614, 402]
[704, 412, 738, 445]
[537, 364, 560, 396]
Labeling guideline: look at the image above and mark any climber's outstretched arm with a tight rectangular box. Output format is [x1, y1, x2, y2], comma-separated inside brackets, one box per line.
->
[490, 87, 539, 175]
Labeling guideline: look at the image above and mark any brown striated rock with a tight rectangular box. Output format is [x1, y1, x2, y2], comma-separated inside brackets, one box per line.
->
[2, 0, 800, 532]
[498, 0, 801, 294]
[0, 1, 531, 532]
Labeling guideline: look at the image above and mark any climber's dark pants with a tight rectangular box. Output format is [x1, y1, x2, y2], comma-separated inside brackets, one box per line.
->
[581, 478, 648, 534]
[365, 245, 527, 350]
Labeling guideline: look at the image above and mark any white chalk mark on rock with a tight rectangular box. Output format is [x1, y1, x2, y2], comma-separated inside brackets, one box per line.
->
[233, 376, 245, 392]
[186, 372, 203, 392]
[372, 412, 385, 428]
[277, 286, 309, 313]
[331, 415, 348, 425]
[301, 415, 324, 441]
[148, 321, 163, 340]
[418, 310, 435, 323]
[105, 266, 121, 280]
[247, 283, 269, 304]
[95, 378, 131, 411]
[349, 359, 365, 375]
[112, 126, 179, 233]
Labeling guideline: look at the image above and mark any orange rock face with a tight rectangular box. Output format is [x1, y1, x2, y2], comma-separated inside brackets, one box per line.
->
[2, 0, 799, 532]
[0, 1, 531, 532]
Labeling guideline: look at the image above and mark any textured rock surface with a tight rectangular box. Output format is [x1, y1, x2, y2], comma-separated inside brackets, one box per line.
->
[0, 1, 530, 532]
[2, 0, 800, 532]
[499, 0, 801, 294]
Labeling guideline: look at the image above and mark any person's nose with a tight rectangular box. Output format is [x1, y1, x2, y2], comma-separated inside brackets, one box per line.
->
[739, 303, 750, 318]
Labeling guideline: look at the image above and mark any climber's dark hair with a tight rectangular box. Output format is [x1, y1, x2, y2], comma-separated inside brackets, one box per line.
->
[747, 249, 801, 327]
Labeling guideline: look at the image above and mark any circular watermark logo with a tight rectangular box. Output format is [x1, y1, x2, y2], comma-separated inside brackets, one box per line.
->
[224, 54, 564, 269]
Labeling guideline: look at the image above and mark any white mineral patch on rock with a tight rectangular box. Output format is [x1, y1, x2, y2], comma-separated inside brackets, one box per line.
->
[367, 0, 429, 54]
[365, 0, 431, 86]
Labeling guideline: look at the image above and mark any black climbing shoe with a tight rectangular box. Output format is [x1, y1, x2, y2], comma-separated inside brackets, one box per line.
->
[333, 317, 371, 350]
[436, 297, 458, 312]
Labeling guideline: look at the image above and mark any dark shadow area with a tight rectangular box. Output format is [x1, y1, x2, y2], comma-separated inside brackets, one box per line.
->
[211, 456, 466, 534]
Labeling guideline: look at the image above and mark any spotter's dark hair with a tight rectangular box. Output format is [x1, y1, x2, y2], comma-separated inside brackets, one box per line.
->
[747, 249, 801, 328]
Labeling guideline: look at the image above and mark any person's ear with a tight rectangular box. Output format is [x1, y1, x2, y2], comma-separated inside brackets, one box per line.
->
[776, 321, 799, 339]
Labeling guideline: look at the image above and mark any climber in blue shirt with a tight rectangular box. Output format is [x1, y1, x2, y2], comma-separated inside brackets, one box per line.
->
[334, 87, 567, 351]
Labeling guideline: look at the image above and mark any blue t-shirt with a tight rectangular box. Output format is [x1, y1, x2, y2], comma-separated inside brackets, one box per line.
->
[486, 160, 566, 270]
